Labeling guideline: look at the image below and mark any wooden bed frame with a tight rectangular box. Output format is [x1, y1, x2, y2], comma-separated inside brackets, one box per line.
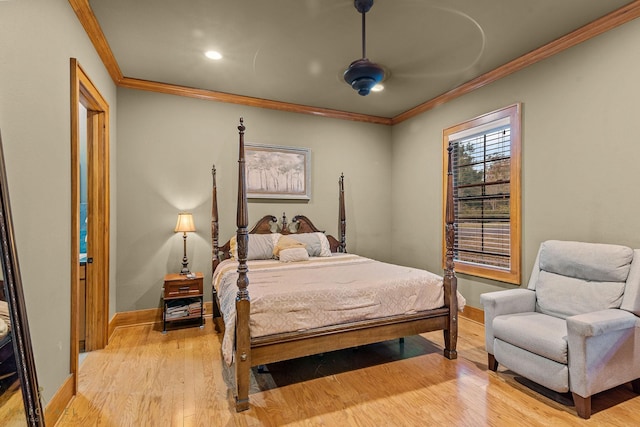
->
[211, 118, 458, 412]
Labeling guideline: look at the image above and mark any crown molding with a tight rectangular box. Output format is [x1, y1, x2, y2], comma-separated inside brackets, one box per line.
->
[69, 0, 640, 126]
[68, 0, 123, 83]
[119, 77, 393, 125]
[392, 0, 640, 124]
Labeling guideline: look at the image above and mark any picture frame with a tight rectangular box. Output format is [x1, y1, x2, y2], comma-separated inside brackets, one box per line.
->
[245, 143, 311, 200]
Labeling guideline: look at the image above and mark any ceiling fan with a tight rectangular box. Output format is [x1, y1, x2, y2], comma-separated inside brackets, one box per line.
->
[343, 0, 385, 96]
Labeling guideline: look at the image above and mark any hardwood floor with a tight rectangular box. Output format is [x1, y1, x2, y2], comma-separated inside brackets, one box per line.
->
[0, 375, 25, 426]
[55, 317, 639, 426]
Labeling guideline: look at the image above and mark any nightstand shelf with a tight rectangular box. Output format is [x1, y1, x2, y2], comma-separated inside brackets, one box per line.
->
[162, 272, 204, 333]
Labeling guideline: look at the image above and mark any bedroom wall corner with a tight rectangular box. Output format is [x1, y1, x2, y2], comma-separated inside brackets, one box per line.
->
[0, 0, 118, 407]
[390, 16, 640, 309]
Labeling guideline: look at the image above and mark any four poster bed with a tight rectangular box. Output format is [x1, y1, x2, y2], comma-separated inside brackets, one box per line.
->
[211, 118, 461, 411]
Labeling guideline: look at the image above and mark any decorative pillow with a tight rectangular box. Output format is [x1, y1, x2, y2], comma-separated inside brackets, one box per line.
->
[0, 301, 9, 324]
[288, 232, 332, 257]
[230, 233, 281, 260]
[278, 247, 309, 263]
[273, 235, 306, 258]
[0, 301, 9, 333]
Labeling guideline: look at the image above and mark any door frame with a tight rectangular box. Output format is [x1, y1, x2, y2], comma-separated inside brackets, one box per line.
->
[70, 58, 110, 392]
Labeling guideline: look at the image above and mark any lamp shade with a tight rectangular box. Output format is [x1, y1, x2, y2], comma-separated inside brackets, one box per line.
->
[174, 212, 196, 233]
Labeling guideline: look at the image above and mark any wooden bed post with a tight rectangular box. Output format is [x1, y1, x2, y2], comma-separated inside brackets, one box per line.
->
[210, 165, 222, 321]
[443, 142, 458, 359]
[211, 165, 218, 269]
[235, 118, 251, 411]
[339, 173, 346, 253]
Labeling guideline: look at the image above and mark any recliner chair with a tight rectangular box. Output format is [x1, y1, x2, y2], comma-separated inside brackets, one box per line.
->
[481, 240, 640, 419]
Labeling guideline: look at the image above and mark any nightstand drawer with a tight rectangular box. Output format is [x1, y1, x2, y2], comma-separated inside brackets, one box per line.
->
[163, 272, 203, 299]
[165, 281, 201, 298]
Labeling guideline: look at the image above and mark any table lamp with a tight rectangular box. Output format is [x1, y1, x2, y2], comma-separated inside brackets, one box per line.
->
[174, 212, 196, 274]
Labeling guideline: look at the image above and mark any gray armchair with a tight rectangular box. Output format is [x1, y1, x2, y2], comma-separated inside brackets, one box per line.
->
[481, 240, 640, 419]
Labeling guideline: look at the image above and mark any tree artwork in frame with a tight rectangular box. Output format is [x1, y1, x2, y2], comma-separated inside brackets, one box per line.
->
[245, 143, 311, 200]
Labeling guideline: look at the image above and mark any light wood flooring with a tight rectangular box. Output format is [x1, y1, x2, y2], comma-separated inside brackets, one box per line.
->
[54, 317, 639, 426]
[0, 373, 25, 426]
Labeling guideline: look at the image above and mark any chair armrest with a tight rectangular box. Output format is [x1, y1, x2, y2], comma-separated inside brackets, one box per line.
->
[480, 288, 536, 317]
[567, 309, 640, 397]
[567, 309, 637, 338]
[480, 289, 536, 354]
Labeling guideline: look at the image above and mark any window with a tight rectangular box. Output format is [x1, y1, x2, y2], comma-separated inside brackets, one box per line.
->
[443, 104, 521, 284]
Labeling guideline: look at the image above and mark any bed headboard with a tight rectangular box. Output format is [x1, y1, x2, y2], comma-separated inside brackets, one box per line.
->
[211, 124, 346, 272]
[212, 213, 343, 270]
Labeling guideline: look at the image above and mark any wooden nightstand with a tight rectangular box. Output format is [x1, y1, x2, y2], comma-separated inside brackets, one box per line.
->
[162, 272, 204, 333]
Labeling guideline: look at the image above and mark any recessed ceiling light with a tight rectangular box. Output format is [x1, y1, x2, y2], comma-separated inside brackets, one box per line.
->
[205, 50, 223, 60]
[371, 84, 384, 92]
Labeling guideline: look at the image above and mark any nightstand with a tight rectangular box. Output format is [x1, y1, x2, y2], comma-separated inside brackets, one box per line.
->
[162, 272, 204, 333]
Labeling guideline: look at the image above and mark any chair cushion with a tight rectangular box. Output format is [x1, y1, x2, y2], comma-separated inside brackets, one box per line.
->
[493, 312, 568, 364]
[539, 240, 633, 282]
[494, 339, 569, 393]
[536, 271, 625, 319]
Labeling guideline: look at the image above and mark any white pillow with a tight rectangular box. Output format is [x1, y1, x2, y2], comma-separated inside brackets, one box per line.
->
[230, 233, 281, 260]
[0, 318, 7, 337]
[288, 232, 332, 257]
[0, 300, 9, 325]
[278, 247, 310, 262]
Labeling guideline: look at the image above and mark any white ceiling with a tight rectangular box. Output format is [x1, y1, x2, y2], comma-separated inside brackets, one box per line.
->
[88, 0, 634, 118]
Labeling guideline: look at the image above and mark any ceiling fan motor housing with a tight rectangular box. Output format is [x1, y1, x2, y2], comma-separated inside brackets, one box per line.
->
[344, 58, 384, 96]
[344, 0, 383, 96]
[354, 0, 374, 14]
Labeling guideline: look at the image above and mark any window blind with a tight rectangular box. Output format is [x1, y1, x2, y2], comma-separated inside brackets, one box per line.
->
[451, 125, 511, 270]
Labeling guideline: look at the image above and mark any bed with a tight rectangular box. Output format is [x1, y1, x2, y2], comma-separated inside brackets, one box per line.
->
[211, 118, 461, 411]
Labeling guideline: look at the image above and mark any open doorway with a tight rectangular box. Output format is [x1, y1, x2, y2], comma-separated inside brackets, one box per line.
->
[70, 58, 110, 393]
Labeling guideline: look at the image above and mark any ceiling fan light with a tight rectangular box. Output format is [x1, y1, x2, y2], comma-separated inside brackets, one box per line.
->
[352, 77, 376, 96]
[204, 50, 222, 60]
[343, 58, 385, 96]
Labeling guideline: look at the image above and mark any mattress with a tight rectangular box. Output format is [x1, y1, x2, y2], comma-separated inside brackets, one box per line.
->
[213, 253, 466, 365]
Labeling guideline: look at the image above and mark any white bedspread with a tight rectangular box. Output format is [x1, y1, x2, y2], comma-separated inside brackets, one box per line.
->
[0, 300, 9, 340]
[213, 253, 466, 365]
[0, 318, 7, 340]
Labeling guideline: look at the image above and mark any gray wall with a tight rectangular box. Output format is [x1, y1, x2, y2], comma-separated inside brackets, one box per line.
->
[391, 18, 640, 308]
[0, 0, 117, 404]
[115, 89, 391, 312]
[2, 0, 639, 410]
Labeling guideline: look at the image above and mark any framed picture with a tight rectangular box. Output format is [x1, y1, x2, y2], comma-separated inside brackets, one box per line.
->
[245, 143, 311, 200]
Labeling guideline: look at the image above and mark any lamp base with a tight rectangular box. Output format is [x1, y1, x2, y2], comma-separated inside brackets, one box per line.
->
[180, 232, 190, 274]
[180, 257, 190, 275]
